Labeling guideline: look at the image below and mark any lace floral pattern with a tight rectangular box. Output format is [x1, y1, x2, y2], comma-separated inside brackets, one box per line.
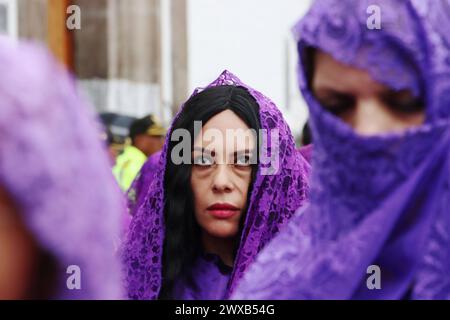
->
[234, 0, 450, 300]
[122, 70, 311, 299]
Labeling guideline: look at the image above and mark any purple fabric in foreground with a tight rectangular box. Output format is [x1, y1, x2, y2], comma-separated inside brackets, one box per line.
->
[298, 145, 312, 165]
[233, 0, 450, 300]
[122, 70, 311, 299]
[0, 38, 124, 299]
[171, 254, 232, 300]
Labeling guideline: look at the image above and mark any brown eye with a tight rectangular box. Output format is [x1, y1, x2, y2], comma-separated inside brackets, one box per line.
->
[317, 94, 355, 116]
[383, 90, 424, 114]
[235, 154, 251, 167]
[193, 155, 214, 167]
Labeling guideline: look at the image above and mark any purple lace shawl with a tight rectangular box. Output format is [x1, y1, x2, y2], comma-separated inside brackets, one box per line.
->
[122, 70, 311, 299]
[234, 0, 450, 300]
[0, 38, 124, 299]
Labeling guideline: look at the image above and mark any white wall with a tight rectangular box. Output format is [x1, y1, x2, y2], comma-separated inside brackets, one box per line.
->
[187, 0, 312, 138]
[0, 0, 18, 38]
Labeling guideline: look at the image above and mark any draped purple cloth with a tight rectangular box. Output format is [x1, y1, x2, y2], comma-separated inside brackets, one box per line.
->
[171, 253, 232, 300]
[127, 151, 162, 217]
[0, 38, 124, 299]
[298, 145, 312, 165]
[234, 0, 450, 300]
[122, 70, 311, 299]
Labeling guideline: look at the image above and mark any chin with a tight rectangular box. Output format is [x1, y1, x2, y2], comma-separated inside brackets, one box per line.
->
[206, 223, 239, 239]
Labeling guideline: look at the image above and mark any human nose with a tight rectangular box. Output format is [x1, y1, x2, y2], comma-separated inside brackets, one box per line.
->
[211, 164, 234, 193]
[350, 98, 393, 136]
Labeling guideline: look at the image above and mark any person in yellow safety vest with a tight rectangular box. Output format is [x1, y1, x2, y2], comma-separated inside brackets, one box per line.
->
[113, 114, 165, 191]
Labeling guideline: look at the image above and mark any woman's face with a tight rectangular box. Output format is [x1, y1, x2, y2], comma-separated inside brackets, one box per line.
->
[0, 187, 40, 299]
[312, 50, 425, 135]
[191, 110, 255, 240]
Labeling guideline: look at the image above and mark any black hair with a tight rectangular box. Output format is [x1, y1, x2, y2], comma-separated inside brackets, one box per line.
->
[105, 127, 114, 146]
[301, 121, 312, 146]
[302, 45, 317, 90]
[159, 85, 261, 299]
[129, 115, 156, 145]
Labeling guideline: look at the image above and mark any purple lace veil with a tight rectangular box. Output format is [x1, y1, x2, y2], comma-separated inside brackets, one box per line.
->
[0, 38, 124, 299]
[233, 0, 450, 299]
[122, 70, 310, 299]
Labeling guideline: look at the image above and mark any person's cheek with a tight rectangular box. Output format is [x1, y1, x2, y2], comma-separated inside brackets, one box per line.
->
[0, 226, 38, 299]
[236, 173, 251, 208]
[192, 173, 210, 226]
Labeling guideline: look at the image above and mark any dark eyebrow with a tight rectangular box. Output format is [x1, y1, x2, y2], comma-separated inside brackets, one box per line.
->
[232, 149, 253, 157]
[381, 88, 418, 99]
[314, 88, 351, 99]
[192, 147, 215, 155]
[192, 147, 204, 152]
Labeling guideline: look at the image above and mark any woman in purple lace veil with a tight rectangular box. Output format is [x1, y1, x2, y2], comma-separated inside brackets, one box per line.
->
[233, 0, 450, 300]
[122, 70, 311, 300]
[0, 38, 124, 299]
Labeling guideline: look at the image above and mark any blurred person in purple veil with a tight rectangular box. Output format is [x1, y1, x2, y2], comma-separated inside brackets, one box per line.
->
[233, 0, 450, 300]
[122, 70, 311, 300]
[122, 151, 161, 236]
[127, 150, 162, 217]
[0, 37, 124, 299]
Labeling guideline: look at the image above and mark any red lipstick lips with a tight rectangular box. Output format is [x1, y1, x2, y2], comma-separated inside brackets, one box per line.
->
[206, 203, 239, 219]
